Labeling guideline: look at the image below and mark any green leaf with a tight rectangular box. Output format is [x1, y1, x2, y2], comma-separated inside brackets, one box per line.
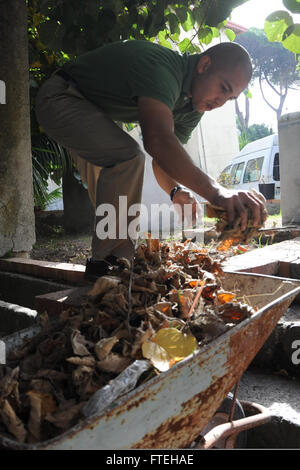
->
[167, 12, 180, 35]
[225, 28, 236, 42]
[178, 37, 191, 53]
[282, 24, 300, 53]
[158, 30, 173, 49]
[211, 27, 220, 38]
[283, 0, 300, 13]
[182, 10, 194, 32]
[264, 10, 293, 42]
[175, 7, 187, 25]
[198, 27, 213, 46]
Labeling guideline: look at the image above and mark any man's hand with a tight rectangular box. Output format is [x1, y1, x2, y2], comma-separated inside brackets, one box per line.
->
[172, 188, 202, 227]
[211, 186, 268, 231]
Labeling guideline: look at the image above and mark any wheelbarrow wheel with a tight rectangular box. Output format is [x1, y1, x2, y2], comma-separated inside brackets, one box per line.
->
[192, 393, 247, 449]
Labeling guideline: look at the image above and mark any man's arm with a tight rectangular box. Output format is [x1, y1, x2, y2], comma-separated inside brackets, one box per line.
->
[138, 96, 267, 230]
[152, 159, 178, 195]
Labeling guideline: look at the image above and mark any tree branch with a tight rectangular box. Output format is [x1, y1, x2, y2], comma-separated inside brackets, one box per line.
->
[264, 71, 280, 97]
[259, 73, 277, 113]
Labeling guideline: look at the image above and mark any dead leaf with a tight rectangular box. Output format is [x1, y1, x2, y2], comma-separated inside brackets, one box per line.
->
[71, 330, 90, 357]
[217, 291, 236, 304]
[152, 328, 198, 361]
[97, 353, 132, 374]
[218, 302, 254, 323]
[45, 403, 83, 430]
[0, 367, 19, 401]
[94, 336, 119, 361]
[142, 341, 172, 372]
[0, 399, 27, 443]
[66, 356, 96, 367]
[27, 390, 57, 441]
[88, 276, 121, 299]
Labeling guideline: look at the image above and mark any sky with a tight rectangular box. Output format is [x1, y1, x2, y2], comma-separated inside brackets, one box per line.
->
[229, 0, 300, 131]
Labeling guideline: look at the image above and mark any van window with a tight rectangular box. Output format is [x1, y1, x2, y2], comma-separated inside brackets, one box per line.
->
[231, 162, 245, 184]
[273, 153, 280, 181]
[221, 165, 231, 176]
[243, 157, 264, 183]
[219, 165, 233, 188]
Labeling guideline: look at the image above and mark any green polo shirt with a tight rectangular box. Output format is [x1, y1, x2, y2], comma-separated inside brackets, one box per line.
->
[63, 40, 203, 144]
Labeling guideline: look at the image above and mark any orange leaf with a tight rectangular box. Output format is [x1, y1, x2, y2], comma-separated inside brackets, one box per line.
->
[217, 292, 236, 304]
[217, 239, 234, 252]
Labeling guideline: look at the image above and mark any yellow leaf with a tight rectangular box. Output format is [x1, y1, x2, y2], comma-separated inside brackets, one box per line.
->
[152, 328, 198, 361]
[142, 341, 171, 372]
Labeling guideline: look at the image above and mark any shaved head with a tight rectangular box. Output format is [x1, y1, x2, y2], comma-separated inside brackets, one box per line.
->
[201, 42, 253, 82]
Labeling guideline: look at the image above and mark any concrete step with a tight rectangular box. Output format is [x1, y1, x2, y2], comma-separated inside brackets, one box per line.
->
[238, 368, 300, 448]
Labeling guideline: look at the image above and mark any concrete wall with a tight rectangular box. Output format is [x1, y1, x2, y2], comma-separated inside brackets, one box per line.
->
[0, 0, 36, 256]
[185, 100, 239, 178]
[278, 111, 300, 225]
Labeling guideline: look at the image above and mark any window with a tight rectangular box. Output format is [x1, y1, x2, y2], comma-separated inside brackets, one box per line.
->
[230, 162, 245, 184]
[220, 165, 231, 176]
[273, 153, 280, 181]
[243, 157, 264, 183]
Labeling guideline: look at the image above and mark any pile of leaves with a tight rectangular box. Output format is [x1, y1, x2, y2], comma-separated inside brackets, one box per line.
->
[0, 239, 256, 445]
[206, 199, 265, 249]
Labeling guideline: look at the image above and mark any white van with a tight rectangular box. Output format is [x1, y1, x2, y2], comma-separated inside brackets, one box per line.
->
[219, 134, 280, 200]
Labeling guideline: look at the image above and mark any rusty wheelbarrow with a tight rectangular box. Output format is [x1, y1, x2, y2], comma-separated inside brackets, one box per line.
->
[0, 271, 299, 450]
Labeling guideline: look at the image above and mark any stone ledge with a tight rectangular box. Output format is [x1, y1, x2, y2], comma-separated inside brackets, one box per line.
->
[0, 300, 37, 337]
[0, 257, 86, 284]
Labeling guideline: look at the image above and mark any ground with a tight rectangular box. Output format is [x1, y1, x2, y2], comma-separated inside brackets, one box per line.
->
[30, 213, 282, 265]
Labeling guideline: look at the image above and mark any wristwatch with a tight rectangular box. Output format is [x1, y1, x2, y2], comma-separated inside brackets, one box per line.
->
[170, 185, 183, 201]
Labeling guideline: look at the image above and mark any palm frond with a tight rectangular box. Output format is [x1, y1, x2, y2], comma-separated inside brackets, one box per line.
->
[31, 133, 72, 209]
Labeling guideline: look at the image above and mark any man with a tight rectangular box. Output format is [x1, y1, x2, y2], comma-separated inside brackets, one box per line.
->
[35, 39, 267, 280]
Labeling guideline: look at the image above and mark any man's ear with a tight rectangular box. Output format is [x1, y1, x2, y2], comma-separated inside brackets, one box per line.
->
[196, 55, 212, 74]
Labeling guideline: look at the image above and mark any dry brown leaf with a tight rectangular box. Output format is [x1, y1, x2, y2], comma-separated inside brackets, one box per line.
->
[130, 324, 155, 358]
[45, 403, 83, 430]
[97, 353, 132, 374]
[94, 336, 119, 361]
[66, 356, 96, 367]
[27, 390, 57, 441]
[88, 276, 121, 298]
[152, 302, 173, 317]
[0, 367, 19, 401]
[146, 237, 160, 255]
[71, 330, 91, 357]
[0, 399, 27, 443]
[218, 302, 254, 323]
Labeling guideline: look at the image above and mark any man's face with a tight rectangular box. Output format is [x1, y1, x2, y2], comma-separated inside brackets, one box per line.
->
[190, 56, 249, 113]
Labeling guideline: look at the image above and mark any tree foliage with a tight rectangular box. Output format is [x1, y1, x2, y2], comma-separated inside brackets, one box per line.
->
[28, 0, 249, 208]
[235, 27, 298, 119]
[236, 121, 274, 150]
[28, 0, 249, 80]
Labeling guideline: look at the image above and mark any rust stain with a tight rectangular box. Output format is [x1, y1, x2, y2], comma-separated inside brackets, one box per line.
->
[130, 375, 236, 449]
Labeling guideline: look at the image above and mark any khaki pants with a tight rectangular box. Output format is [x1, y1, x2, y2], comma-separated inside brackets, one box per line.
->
[35, 73, 145, 260]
